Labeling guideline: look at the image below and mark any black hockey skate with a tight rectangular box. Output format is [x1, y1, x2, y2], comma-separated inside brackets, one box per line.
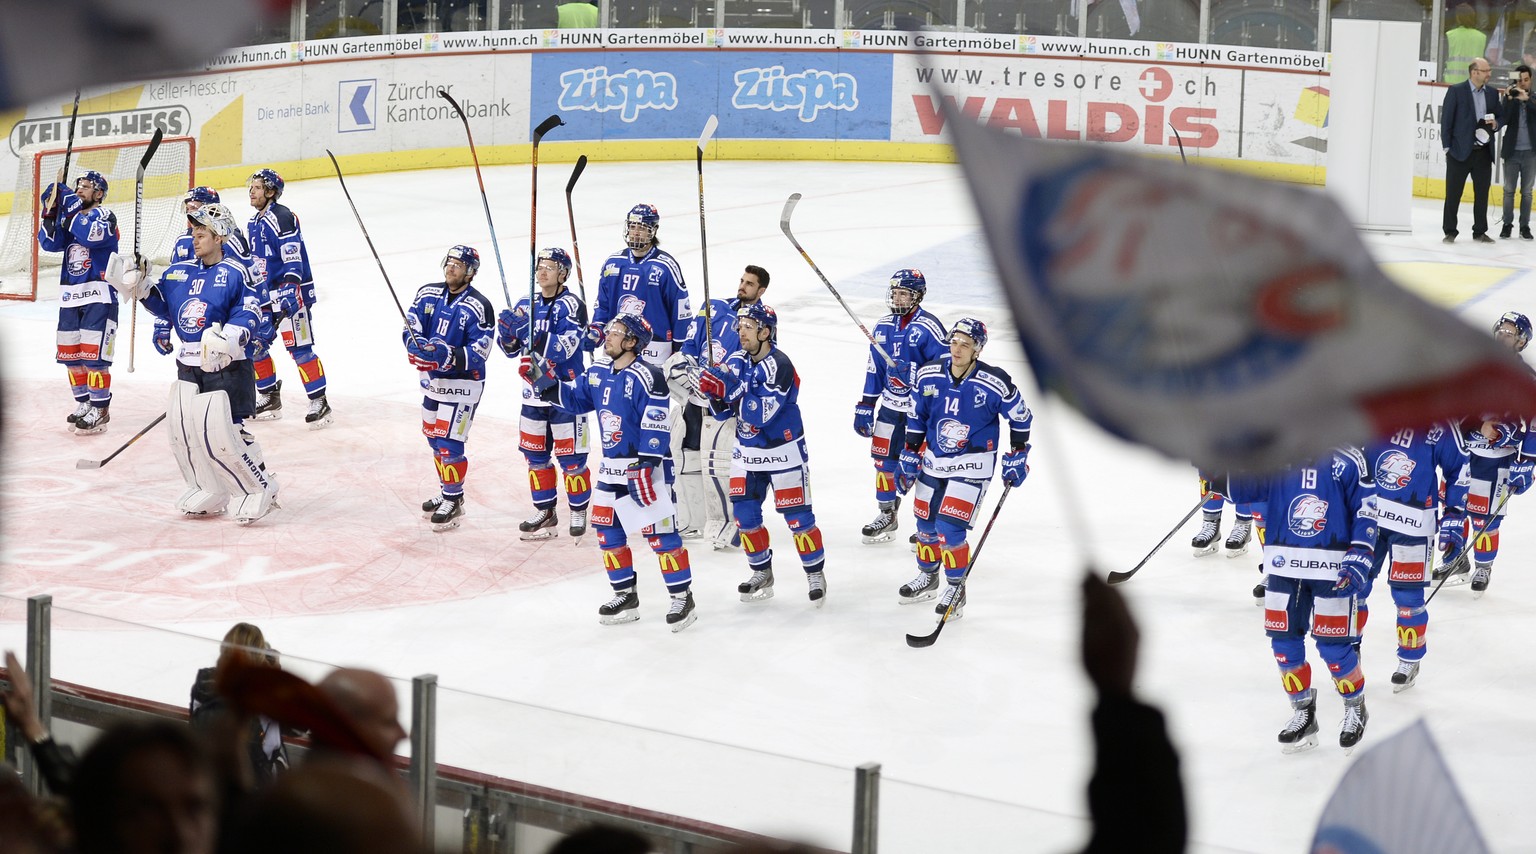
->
[304, 394, 333, 430]
[738, 564, 775, 602]
[1390, 659, 1420, 693]
[1225, 517, 1253, 558]
[430, 496, 465, 531]
[1339, 696, 1368, 754]
[519, 507, 558, 541]
[806, 570, 827, 608]
[66, 400, 91, 426]
[898, 570, 940, 604]
[252, 380, 283, 420]
[1471, 562, 1494, 598]
[1191, 513, 1221, 557]
[1433, 552, 1472, 586]
[72, 405, 110, 435]
[861, 498, 900, 544]
[569, 505, 589, 541]
[1252, 568, 1267, 607]
[598, 588, 640, 625]
[935, 582, 966, 620]
[666, 590, 698, 633]
[1277, 689, 1319, 754]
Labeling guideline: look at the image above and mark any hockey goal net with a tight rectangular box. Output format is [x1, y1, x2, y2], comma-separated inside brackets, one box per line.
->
[0, 135, 196, 301]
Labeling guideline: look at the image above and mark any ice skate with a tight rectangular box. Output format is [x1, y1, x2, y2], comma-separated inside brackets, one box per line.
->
[304, 394, 333, 430]
[1277, 689, 1318, 754]
[1339, 695, 1368, 754]
[1434, 553, 1472, 586]
[738, 565, 774, 602]
[430, 496, 465, 531]
[806, 571, 826, 608]
[1252, 571, 1267, 607]
[1390, 659, 1420, 693]
[234, 473, 281, 526]
[861, 498, 900, 544]
[252, 380, 283, 420]
[678, 524, 703, 540]
[569, 505, 589, 541]
[598, 588, 639, 625]
[66, 399, 92, 426]
[935, 582, 966, 619]
[178, 488, 229, 517]
[72, 405, 110, 435]
[1224, 518, 1252, 557]
[1191, 513, 1221, 556]
[519, 507, 558, 541]
[898, 570, 940, 604]
[666, 590, 698, 633]
[1471, 562, 1494, 598]
[421, 495, 446, 516]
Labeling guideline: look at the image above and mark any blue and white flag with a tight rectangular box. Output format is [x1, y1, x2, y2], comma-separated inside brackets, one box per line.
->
[945, 107, 1536, 472]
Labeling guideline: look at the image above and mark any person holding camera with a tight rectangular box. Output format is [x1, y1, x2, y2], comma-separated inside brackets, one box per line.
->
[1442, 58, 1503, 243]
[1501, 64, 1536, 239]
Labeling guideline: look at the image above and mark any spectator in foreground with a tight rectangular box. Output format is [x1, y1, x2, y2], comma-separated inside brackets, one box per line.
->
[190, 623, 289, 785]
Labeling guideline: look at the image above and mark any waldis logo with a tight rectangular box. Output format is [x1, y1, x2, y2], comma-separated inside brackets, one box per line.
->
[911, 66, 1217, 149]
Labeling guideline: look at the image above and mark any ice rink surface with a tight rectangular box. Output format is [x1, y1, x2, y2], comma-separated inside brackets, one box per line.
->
[2, 159, 1535, 853]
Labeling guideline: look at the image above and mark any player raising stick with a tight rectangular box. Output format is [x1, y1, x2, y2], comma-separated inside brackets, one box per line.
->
[698, 303, 828, 607]
[895, 318, 1032, 617]
[405, 245, 496, 531]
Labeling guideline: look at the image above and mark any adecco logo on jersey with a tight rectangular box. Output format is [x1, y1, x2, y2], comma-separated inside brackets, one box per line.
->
[910, 64, 1217, 149]
[9, 106, 191, 156]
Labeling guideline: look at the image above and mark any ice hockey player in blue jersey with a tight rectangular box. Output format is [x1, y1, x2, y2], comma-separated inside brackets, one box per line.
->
[665, 264, 772, 548]
[697, 302, 828, 607]
[1232, 449, 1377, 755]
[1363, 424, 1470, 693]
[1443, 311, 1534, 596]
[525, 312, 699, 632]
[588, 203, 692, 366]
[37, 168, 120, 434]
[406, 245, 496, 532]
[855, 268, 948, 544]
[1191, 469, 1257, 557]
[496, 247, 592, 541]
[106, 203, 278, 524]
[246, 168, 332, 428]
[895, 318, 1031, 619]
[163, 186, 271, 368]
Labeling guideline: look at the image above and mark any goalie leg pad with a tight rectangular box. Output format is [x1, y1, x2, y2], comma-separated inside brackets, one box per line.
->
[195, 389, 280, 524]
[167, 381, 229, 516]
[700, 414, 737, 547]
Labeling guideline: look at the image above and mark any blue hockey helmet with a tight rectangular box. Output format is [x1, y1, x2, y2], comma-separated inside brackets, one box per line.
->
[188, 203, 237, 239]
[736, 301, 778, 341]
[248, 168, 284, 200]
[624, 203, 660, 249]
[537, 247, 572, 279]
[183, 186, 220, 208]
[887, 268, 926, 312]
[950, 316, 988, 352]
[1494, 310, 1533, 351]
[607, 312, 654, 353]
[443, 244, 481, 278]
[76, 170, 108, 197]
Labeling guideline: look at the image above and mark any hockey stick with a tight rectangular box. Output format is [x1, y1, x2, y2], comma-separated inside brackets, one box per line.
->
[527, 113, 564, 354]
[907, 485, 1013, 648]
[1107, 497, 1206, 585]
[565, 154, 588, 304]
[127, 129, 164, 375]
[325, 150, 421, 346]
[438, 89, 516, 308]
[697, 115, 718, 364]
[1412, 490, 1513, 615]
[45, 89, 82, 221]
[75, 413, 167, 470]
[780, 193, 897, 369]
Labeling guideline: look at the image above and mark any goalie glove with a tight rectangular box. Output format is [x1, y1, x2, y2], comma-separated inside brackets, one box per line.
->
[662, 352, 701, 400]
[200, 323, 247, 373]
[104, 253, 153, 301]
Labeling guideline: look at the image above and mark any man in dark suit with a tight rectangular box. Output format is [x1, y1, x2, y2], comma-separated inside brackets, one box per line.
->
[1443, 58, 1502, 243]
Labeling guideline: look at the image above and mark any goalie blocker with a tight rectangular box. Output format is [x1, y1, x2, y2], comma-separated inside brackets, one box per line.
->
[168, 380, 279, 523]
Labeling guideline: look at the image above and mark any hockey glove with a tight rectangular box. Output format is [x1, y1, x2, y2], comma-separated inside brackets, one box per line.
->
[1002, 444, 1031, 488]
[1437, 512, 1467, 559]
[519, 355, 560, 399]
[626, 460, 660, 507]
[200, 323, 247, 373]
[403, 334, 433, 371]
[698, 364, 742, 401]
[585, 321, 604, 351]
[853, 400, 875, 438]
[250, 314, 276, 360]
[1334, 547, 1372, 596]
[152, 319, 173, 356]
[104, 253, 153, 301]
[895, 447, 922, 495]
[1510, 457, 1534, 495]
[272, 279, 303, 317]
[497, 308, 529, 357]
[417, 339, 454, 373]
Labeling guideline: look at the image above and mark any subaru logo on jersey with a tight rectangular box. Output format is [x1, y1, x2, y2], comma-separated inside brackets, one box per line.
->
[1271, 554, 1286, 568]
[1287, 494, 1329, 538]
[618, 295, 645, 316]
[644, 406, 668, 424]
[178, 299, 210, 335]
[599, 411, 623, 448]
[936, 418, 971, 454]
[1374, 450, 1416, 491]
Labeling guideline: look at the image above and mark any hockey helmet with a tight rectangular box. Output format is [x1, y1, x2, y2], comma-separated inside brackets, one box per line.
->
[183, 186, 221, 209]
[1494, 310, 1533, 351]
[607, 312, 654, 353]
[887, 268, 926, 313]
[443, 245, 481, 278]
[76, 170, 108, 197]
[537, 247, 572, 278]
[950, 316, 988, 352]
[736, 302, 778, 341]
[188, 203, 237, 239]
[248, 168, 284, 200]
[624, 203, 660, 249]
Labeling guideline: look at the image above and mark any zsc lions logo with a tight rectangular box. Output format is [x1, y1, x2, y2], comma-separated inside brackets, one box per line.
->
[936, 418, 970, 454]
[618, 295, 645, 316]
[1374, 450, 1416, 491]
[178, 299, 210, 336]
[1287, 494, 1328, 538]
[599, 411, 624, 449]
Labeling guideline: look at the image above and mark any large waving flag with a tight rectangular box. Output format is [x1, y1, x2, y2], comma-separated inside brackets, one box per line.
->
[944, 106, 1536, 472]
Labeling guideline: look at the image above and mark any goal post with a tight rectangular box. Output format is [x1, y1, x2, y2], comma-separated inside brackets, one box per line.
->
[0, 135, 196, 301]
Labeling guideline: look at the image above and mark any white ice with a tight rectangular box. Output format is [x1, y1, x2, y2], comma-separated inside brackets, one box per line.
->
[1, 160, 1534, 853]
